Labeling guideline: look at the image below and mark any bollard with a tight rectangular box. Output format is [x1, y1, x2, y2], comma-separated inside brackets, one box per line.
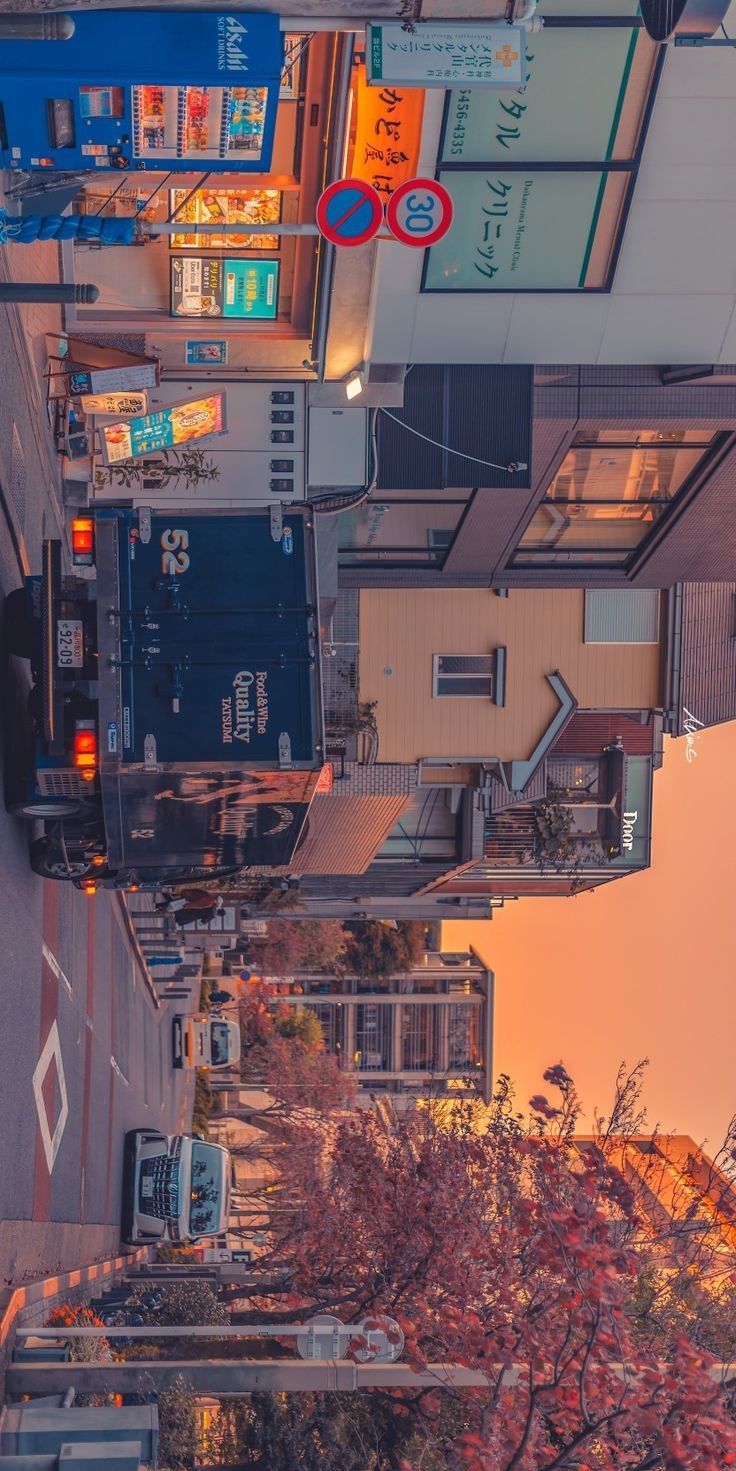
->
[0, 283, 99, 304]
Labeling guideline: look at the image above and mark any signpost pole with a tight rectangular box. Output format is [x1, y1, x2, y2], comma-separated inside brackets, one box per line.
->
[147, 221, 320, 238]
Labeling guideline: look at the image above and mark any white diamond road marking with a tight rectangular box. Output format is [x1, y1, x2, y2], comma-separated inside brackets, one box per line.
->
[32, 1021, 69, 1174]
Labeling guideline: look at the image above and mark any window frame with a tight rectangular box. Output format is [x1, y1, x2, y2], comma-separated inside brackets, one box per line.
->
[433, 652, 496, 700]
[509, 432, 723, 573]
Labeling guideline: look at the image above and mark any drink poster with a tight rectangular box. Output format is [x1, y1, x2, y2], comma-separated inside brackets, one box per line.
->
[171, 256, 278, 319]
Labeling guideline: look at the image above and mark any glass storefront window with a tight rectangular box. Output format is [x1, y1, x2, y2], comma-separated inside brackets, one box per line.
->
[513, 431, 716, 568]
[377, 788, 458, 862]
[338, 491, 468, 567]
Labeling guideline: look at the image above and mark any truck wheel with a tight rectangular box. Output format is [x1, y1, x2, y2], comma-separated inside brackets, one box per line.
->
[30, 837, 93, 881]
[11, 799, 82, 820]
[4, 588, 36, 660]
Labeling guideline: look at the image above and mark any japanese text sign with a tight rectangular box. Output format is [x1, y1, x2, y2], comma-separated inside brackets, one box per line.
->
[349, 66, 424, 200]
[367, 23, 526, 91]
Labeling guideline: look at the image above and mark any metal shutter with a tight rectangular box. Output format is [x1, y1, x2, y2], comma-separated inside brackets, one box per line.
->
[584, 589, 660, 644]
[376, 365, 533, 490]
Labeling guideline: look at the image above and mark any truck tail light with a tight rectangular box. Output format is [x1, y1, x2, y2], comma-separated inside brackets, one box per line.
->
[71, 517, 95, 566]
[73, 721, 97, 771]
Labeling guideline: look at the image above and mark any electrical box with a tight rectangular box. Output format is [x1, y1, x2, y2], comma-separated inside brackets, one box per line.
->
[307, 406, 369, 490]
[92, 380, 306, 505]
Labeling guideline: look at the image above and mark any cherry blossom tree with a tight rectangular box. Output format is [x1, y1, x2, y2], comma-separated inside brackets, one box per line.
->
[252, 1065, 736, 1471]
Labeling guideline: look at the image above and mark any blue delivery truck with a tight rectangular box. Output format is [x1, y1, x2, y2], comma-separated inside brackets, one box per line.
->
[4, 505, 325, 890]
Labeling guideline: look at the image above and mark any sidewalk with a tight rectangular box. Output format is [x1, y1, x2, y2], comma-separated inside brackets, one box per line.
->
[0, 1245, 150, 1373]
[125, 895, 204, 1013]
[0, 176, 68, 554]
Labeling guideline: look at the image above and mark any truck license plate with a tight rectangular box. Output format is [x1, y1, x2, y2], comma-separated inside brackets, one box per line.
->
[57, 619, 84, 668]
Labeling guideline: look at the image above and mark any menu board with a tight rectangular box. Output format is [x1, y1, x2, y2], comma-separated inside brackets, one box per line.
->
[171, 256, 279, 319]
[169, 188, 280, 250]
[67, 364, 158, 395]
[98, 394, 226, 464]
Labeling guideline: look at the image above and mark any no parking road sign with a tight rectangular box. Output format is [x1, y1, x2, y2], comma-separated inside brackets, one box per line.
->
[316, 177, 384, 247]
[385, 178, 454, 247]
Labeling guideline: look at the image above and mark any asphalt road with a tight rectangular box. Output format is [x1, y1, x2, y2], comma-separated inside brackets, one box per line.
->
[0, 240, 189, 1287]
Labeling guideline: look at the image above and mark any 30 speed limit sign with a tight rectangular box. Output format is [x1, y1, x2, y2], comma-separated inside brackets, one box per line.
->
[385, 178, 454, 248]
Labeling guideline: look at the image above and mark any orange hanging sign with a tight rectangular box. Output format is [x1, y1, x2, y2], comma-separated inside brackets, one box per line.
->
[348, 67, 424, 200]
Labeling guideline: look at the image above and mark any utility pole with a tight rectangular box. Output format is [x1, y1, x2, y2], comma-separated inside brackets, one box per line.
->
[6, 1359, 489, 1398]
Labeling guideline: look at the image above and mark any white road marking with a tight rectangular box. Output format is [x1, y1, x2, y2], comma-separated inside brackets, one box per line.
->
[32, 1021, 69, 1173]
[42, 942, 73, 1000]
[110, 1056, 129, 1085]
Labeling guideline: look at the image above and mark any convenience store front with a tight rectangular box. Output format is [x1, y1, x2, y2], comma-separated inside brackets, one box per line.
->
[62, 33, 341, 375]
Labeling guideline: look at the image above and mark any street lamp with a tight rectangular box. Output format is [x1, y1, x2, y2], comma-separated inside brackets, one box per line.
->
[638, 0, 730, 41]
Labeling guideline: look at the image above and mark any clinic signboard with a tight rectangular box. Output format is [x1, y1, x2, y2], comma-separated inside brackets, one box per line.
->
[426, 20, 659, 294]
[367, 23, 526, 89]
[424, 170, 612, 292]
[171, 256, 279, 319]
[98, 393, 226, 464]
[440, 28, 647, 164]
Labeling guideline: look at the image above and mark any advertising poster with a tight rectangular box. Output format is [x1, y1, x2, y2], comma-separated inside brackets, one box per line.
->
[98, 394, 227, 464]
[80, 391, 148, 416]
[169, 187, 280, 250]
[185, 340, 228, 366]
[171, 256, 279, 319]
[223, 259, 278, 318]
[171, 256, 224, 317]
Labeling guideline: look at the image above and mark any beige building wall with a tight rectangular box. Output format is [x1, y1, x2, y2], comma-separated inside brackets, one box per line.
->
[359, 588, 662, 763]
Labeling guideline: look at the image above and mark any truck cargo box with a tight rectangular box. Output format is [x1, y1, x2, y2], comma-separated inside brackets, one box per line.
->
[93, 505, 324, 872]
[96, 505, 322, 768]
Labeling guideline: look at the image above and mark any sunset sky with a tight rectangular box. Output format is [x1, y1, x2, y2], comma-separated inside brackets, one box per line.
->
[445, 722, 736, 1153]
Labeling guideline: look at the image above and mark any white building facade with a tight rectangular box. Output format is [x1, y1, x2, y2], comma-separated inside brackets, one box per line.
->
[359, 0, 736, 368]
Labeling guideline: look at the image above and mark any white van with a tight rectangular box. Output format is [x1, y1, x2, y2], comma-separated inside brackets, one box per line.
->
[122, 1130, 231, 1246]
[172, 1014, 241, 1070]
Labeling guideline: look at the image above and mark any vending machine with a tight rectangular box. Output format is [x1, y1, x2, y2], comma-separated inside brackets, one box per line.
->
[0, 11, 283, 174]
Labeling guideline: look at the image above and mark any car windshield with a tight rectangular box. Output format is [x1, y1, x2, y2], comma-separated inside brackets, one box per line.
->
[210, 1022, 231, 1067]
[189, 1144, 225, 1236]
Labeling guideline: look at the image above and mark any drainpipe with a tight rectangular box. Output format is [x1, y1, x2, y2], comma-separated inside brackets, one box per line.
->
[665, 583, 683, 732]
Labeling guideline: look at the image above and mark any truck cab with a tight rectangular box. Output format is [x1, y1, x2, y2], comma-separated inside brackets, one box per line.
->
[122, 1130, 232, 1246]
[173, 1013, 241, 1070]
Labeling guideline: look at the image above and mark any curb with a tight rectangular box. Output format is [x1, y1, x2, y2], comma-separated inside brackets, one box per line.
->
[0, 1247, 150, 1360]
[116, 893, 160, 1011]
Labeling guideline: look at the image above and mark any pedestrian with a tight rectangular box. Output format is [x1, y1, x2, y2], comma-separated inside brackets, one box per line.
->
[170, 891, 225, 927]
